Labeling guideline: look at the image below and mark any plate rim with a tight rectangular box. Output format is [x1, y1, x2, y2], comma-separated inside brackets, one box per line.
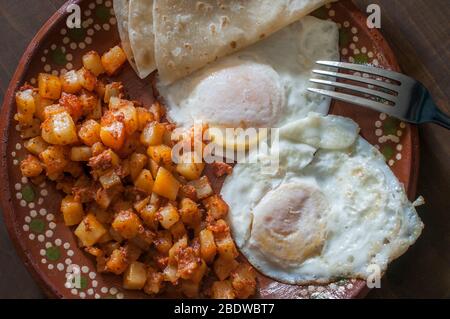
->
[0, 0, 420, 299]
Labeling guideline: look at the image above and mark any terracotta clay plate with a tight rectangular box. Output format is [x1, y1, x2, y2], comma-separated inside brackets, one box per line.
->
[0, 0, 419, 299]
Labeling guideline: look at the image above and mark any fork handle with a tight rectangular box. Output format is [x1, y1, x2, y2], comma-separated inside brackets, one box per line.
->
[422, 92, 450, 129]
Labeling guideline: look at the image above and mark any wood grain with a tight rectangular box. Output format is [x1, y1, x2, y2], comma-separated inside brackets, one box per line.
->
[0, 0, 448, 298]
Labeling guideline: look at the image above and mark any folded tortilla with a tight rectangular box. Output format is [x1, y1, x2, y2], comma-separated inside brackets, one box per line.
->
[129, 0, 156, 79]
[153, 0, 335, 85]
[113, 0, 138, 72]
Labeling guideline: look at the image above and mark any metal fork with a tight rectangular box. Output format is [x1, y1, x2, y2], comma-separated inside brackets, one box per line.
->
[308, 61, 450, 129]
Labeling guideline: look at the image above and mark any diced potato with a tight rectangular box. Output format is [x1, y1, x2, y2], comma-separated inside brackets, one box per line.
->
[38, 73, 62, 100]
[106, 247, 128, 275]
[215, 231, 239, 261]
[78, 119, 101, 146]
[34, 94, 53, 121]
[148, 158, 159, 179]
[59, 93, 83, 120]
[199, 229, 217, 264]
[111, 210, 142, 239]
[95, 187, 114, 209]
[39, 146, 68, 175]
[163, 264, 179, 284]
[134, 169, 154, 195]
[157, 204, 180, 229]
[144, 267, 164, 295]
[190, 259, 207, 284]
[211, 280, 235, 299]
[70, 146, 92, 161]
[179, 198, 201, 227]
[231, 264, 257, 299]
[60, 70, 82, 94]
[152, 167, 180, 200]
[94, 80, 106, 99]
[43, 104, 65, 120]
[115, 103, 138, 135]
[140, 122, 165, 146]
[19, 118, 42, 139]
[133, 196, 149, 213]
[103, 82, 123, 103]
[169, 220, 186, 240]
[188, 176, 213, 199]
[74, 214, 107, 247]
[101, 45, 127, 75]
[79, 89, 99, 115]
[136, 107, 154, 131]
[213, 255, 239, 281]
[149, 101, 164, 122]
[41, 111, 78, 145]
[82, 51, 105, 76]
[147, 145, 172, 167]
[130, 152, 148, 181]
[99, 170, 122, 189]
[24, 136, 48, 155]
[168, 236, 188, 266]
[20, 154, 43, 177]
[154, 230, 172, 254]
[91, 141, 106, 156]
[61, 195, 84, 226]
[180, 280, 200, 298]
[76, 67, 97, 91]
[15, 89, 35, 125]
[176, 160, 205, 181]
[203, 195, 229, 220]
[123, 261, 147, 290]
[100, 119, 126, 151]
[139, 204, 159, 230]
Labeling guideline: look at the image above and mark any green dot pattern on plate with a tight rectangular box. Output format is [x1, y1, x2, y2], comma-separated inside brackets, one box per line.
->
[381, 145, 395, 161]
[383, 117, 400, 135]
[51, 47, 67, 66]
[30, 218, 45, 233]
[95, 5, 111, 23]
[68, 27, 86, 41]
[79, 276, 88, 290]
[21, 185, 35, 202]
[353, 53, 369, 64]
[46, 246, 61, 261]
[339, 29, 350, 47]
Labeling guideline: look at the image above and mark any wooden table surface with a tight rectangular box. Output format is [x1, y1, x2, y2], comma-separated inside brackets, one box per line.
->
[0, 0, 449, 299]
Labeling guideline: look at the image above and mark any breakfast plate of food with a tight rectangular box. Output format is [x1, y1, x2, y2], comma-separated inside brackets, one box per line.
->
[0, 0, 423, 299]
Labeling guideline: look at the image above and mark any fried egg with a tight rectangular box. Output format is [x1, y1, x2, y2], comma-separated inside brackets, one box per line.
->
[221, 113, 423, 284]
[157, 16, 339, 129]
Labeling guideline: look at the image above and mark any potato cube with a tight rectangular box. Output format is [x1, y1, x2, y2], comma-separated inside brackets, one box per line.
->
[190, 259, 207, 284]
[111, 210, 143, 239]
[116, 103, 138, 135]
[163, 264, 179, 284]
[60, 70, 82, 94]
[34, 94, 53, 121]
[203, 195, 229, 220]
[103, 82, 123, 103]
[19, 118, 41, 139]
[41, 111, 78, 145]
[153, 167, 180, 200]
[140, 122, 165, 146]
[169, 220, 187, 240]
[99, 170, 122, 189]
[74, 214, 107, 247]
[106, 247, 128, 275]
[39, 146, 68, 175]
[157, 205, 180, 229]
[215, 232, 239, 261]
[38, 73, 62, 100]
[199, 229, 217, 264]
[148, 158, 159, 179]
[82, 51, 105, 76]
[179, 198, 201, 227]
[136, 107, 154, 131]
[134, 169, 154, 195]
[181, 280, 200, 298]
[144, 267, 164, 295]
[188, 176, 213, 199]
[70, 146, 92, 161]
[76, 67, 96, 91]
[24, 136, 48, 155]
[78, 119, 101, 146]
[147, 144, 172, 166]
[79, 89, 99, 115]
[130, 152, 148, 181]
[139, 204, 159, 230]
[211, 280, 235, 299]
[59, 93, 83, 120]
[42, 104, 65, 120]
[123, 261, 147, 290]
[176, 161, 205, 181]
[100, 119, 125, 151]
[154, 230, 172, 254]
[213, 255, 239, 281]
[101, 45, 127, 75]
[20, 154, 43, 177]
[15, 89, 35, 125]
[61, 195, 84, 226]
[231, 264, 257, 299]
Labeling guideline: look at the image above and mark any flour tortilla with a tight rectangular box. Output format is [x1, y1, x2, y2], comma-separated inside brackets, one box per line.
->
[113, 0, 138, 72]
[153, 0, 335, 85]
[128, 0, 156, 79]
